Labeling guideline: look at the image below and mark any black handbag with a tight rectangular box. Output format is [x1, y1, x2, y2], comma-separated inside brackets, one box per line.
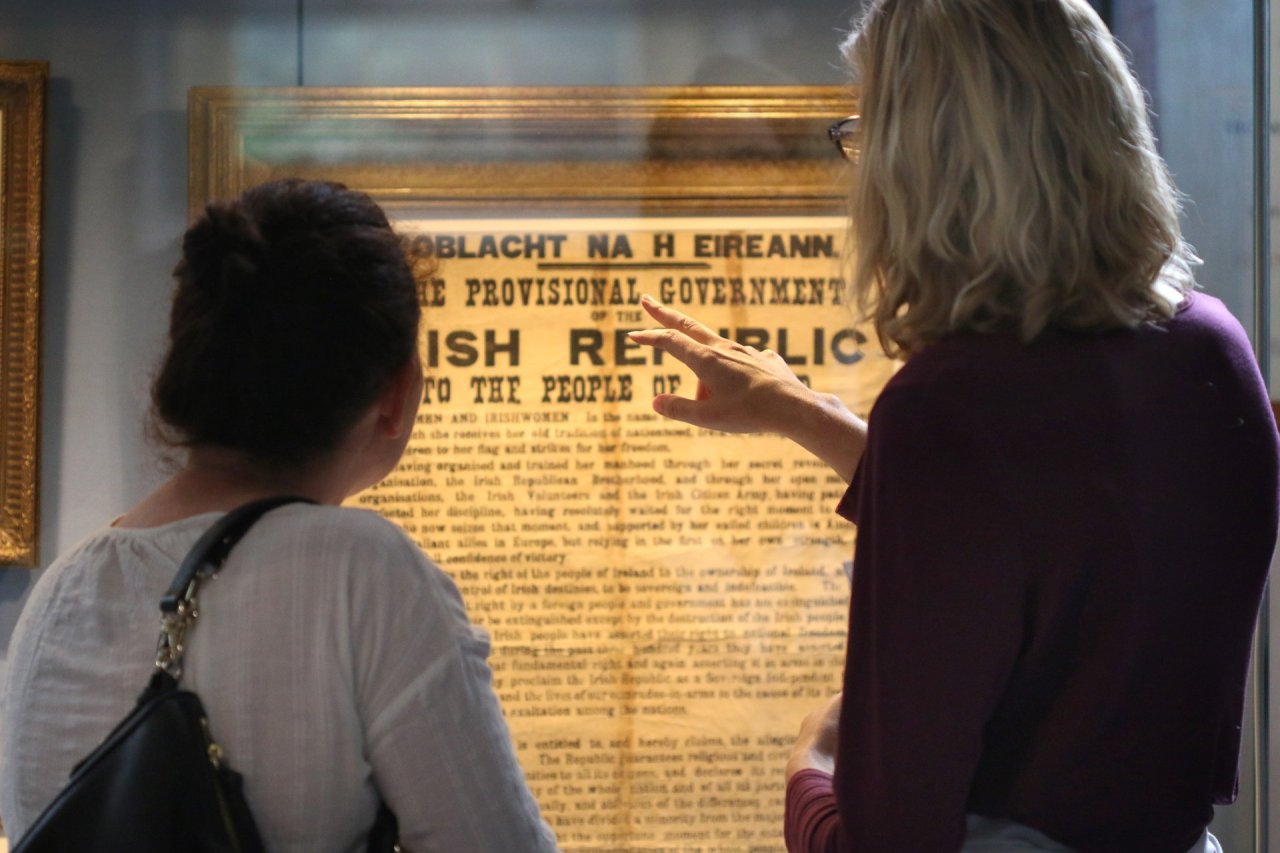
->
[13, 496, 399, 852]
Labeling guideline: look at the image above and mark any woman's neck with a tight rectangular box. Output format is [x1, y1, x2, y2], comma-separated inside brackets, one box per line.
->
[114, 447, 350, 529]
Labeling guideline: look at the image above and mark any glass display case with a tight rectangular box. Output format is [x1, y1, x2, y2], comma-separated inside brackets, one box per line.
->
[0, 0, 1272, 849]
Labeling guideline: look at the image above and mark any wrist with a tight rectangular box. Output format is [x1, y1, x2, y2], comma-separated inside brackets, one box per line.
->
[784, 739, 836, 782]
[782, 389, 867, 483]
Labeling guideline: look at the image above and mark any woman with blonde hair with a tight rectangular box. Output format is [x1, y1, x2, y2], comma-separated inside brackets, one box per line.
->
[631, 0, 1278, 850]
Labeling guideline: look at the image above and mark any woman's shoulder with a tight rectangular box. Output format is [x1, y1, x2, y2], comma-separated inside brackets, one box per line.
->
[1167, 291, 1254, 351]
[29, 512, 228, 604]
[61, 503, 418, 564]
[251, 505, 475, 650]
[870, 331, 1019, 416]
[64, 503, 437, 592]
[884, 291, 1249, 385]
[31, 504, 449, 626]
[239, 502, 435, 578]
[264, 501, 414, 541]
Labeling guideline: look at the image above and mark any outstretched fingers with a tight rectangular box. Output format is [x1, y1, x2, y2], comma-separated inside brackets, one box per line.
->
[624, 333, 712, 424]
[627, 298, 727, 426]
[639, 294, 721, 344]
[626, 327, 714, 376]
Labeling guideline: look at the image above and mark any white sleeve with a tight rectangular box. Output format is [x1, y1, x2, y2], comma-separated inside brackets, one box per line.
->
[346, 526, 559, 853]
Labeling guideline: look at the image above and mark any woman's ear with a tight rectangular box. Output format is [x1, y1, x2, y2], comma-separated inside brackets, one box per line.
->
[376, 357, 424, 440]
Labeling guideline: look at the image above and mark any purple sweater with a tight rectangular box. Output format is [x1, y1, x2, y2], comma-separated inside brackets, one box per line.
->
[784, 294, 1279, 852]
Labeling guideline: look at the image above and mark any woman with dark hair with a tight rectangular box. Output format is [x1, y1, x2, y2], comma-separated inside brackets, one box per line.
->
[631, 0, 1278, 850]
[0, 179, 560, 852]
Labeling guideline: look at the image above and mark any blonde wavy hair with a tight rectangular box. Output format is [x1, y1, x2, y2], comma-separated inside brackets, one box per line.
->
[844, 0, 1197, 357]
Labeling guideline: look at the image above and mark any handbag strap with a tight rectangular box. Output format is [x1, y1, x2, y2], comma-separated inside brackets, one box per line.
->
[154, 496, 313, 681]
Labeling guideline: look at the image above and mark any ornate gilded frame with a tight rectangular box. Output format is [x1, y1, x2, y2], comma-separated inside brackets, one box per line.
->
[0, 62, 46, 566]
[188, 86, 855, 219]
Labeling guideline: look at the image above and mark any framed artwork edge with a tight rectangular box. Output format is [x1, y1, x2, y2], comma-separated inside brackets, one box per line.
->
[0, 61, 47, 566]
[187, 84, 859, 221]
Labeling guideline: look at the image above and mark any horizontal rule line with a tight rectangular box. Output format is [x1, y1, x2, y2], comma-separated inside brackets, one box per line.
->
[536, 262, 713, 270]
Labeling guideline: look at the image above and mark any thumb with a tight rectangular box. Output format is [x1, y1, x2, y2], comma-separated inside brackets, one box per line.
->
[652, 393, 707, 427]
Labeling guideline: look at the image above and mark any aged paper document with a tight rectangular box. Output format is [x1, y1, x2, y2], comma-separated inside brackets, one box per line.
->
[352, 216, 896, 851]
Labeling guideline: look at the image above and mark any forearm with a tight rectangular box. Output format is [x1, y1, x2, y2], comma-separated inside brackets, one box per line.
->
[785, 770, 844, 853]
[780, 390, 868, 485]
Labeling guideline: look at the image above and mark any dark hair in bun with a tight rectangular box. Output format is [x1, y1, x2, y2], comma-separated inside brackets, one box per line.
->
[151, 179, 423, 469]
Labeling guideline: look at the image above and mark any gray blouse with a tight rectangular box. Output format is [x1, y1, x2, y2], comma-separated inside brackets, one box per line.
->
[0, 503, 558, 852]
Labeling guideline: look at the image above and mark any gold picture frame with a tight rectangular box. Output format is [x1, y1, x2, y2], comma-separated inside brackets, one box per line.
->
[187, 85, 855, 218]
[0, 61, 46, 566]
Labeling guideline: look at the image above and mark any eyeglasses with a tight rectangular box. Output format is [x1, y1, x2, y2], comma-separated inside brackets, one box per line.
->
[827, 115, 861, 162]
